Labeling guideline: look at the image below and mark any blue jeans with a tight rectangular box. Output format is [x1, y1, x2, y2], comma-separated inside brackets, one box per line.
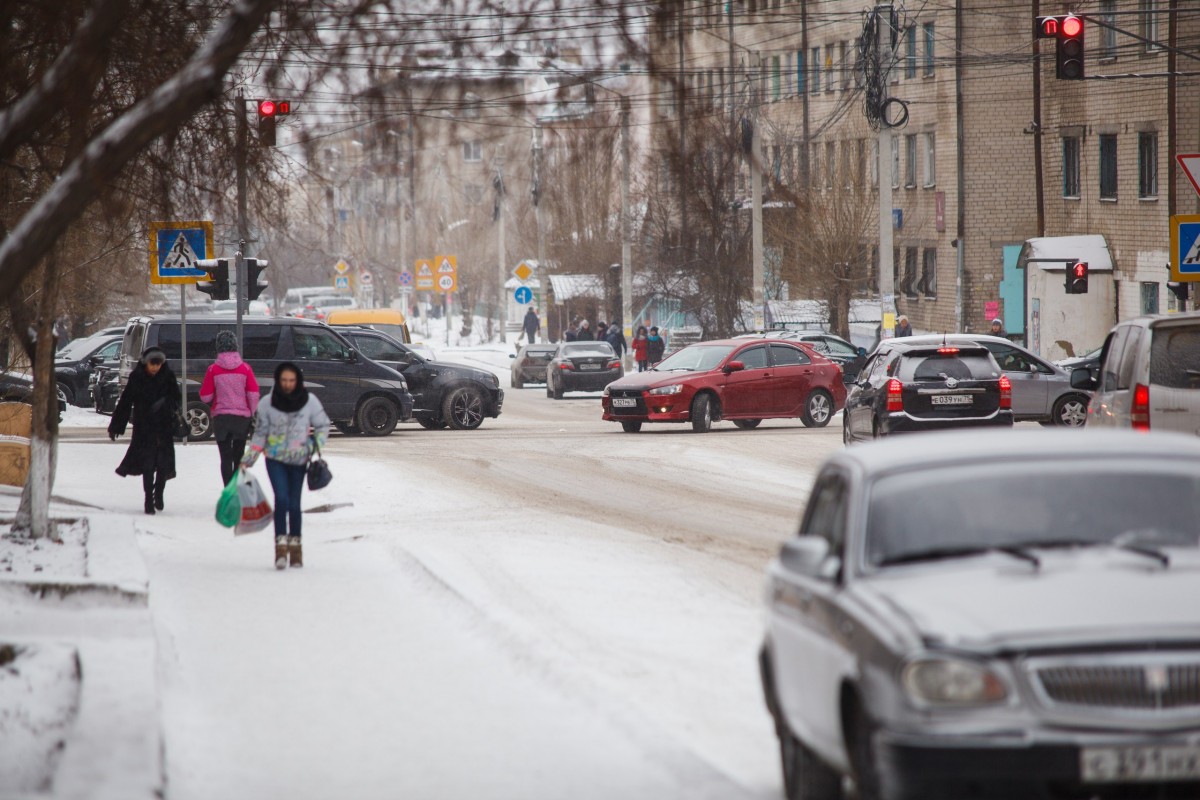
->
[265, 459, 306, 538]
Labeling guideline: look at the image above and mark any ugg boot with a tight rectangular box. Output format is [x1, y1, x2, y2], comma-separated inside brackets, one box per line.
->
[275, 536, 288, 570]
[288, 536, 303, 568]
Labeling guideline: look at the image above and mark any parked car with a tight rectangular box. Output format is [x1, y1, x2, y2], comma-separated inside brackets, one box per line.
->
[761, 429, 1200, 800]
[737, 331, 864, 381]
[91, 361, 121, 415]
[118, 316, 413, 440]
[0, 372, 66, 421]
[905, 333, 1090, 427]
[210, 299, 271, 316]
[1055, 345, 1102, 373]
[510, 344, 559, 388]
[546, 341, 622, 400]
[54, 331, 123, 406]
[1071, 312, 1200, 435]
[602, 338, 846, 433]
[333, 326, 503, 431]
[843, 339, 1012, 442]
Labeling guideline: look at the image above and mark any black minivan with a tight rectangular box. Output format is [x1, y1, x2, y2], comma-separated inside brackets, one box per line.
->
[118, 316, 414, 440]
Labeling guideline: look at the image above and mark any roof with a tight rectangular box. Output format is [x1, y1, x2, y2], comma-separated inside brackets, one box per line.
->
[128, 315, 319, 326]
[547, 273, 605, 301]
[1022, 234, 1114, 272]
[830, 429, 1200, 479]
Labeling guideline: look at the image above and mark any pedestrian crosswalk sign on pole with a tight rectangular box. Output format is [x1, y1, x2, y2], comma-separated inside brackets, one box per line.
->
[1170, 215, 1200, 282]
[149, 221, 213, 284]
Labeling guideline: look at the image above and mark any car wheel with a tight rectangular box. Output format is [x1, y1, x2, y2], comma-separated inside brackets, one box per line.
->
[780, 725, 844, 800]
[333, 421, 359, 436]
[185, 401, 213, 442]
[1051, 393, 1089, 427]
[846, 701, 883, 800]
[551, 380, 564, 400]
[843, 415, 853, 445]
[511, 373, 523, 389]
[732, 419, 762, 430]
[416, 416, 446, 430]
[691, 393, 714, 433]
[357, 396, 399, 436]
[620, 421, 642, 433]
[871, 418, 881, 440]
[802, 389, 834, 428]
[57, 382, 75, 407]
[443, 386, 485, 430]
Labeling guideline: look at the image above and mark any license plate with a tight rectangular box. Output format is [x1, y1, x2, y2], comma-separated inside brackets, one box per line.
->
[930, 394, 973, 405]
[1081, 745, 1200, 783]
[612, 398, 637, 407]
[580, 363, 601, 371]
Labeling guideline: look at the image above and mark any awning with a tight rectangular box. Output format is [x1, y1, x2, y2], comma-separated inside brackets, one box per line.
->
[547, 273, 605, 302]
[1021, 234, 1114, 272]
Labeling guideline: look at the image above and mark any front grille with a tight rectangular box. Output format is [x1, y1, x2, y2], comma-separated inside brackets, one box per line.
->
[1035, 661, 1200, 711]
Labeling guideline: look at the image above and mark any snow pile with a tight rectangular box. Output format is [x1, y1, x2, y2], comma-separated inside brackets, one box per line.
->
[0, 643, 81, 792]
[0, 518, 87, 577]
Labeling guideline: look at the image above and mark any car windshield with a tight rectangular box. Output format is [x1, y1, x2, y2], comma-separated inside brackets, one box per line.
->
[56, 336, 107, 361]
[653, 344, 735, 372]
[865, 461, 1200, 568]
[561, 342, 614, 356]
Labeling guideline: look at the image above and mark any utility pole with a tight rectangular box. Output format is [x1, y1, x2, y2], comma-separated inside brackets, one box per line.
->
[496, 157, 507, 344]
[955, 0, 966, 332]
[1032, 0, 1045, 238]
[876, 7, 897, 340]
[533, 125, 547, 339]
[800, 0, 811, 185]
[235, 91, 249, 348]
[620, 96, 633, 365]
[752, 114, 765, 332]
[677, 3, 688, 260]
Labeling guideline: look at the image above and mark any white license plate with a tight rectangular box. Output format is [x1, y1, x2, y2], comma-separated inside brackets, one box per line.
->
[930, 394, 973, 405]
[580, 363, 601, 371]
[612, 398, 637, 407]
[1082, 744, 1200, 783]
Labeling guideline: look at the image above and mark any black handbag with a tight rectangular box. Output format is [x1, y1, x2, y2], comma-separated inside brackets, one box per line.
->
[307, 443, 332, 490]
[172, 408, 190, 440]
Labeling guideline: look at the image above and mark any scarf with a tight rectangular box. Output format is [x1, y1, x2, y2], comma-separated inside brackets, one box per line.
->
[270, 361, 309, 413]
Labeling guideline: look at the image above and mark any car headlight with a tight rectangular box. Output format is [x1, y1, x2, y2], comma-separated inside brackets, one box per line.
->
[648, 384, 683, 396]
[901, 657, 1009, 706]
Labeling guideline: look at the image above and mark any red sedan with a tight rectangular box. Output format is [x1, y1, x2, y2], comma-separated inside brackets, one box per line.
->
[602, 338, 847, 433]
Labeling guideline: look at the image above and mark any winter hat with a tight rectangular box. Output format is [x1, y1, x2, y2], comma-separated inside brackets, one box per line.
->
[141, 347, 167, 365]
[216, 330, 238, 353]
[991, 318, 1003, 326]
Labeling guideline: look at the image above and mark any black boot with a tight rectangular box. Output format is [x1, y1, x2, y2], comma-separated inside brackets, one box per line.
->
[144, 493, 156, 515]
[142, 475, 156, 515]
[154, 480, 166, 511]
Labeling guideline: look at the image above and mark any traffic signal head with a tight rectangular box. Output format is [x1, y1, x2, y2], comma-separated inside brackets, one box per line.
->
[195, 258, 230, 301]
[245, 258, 269, 302]
[256, 99, 290, 147]
[1065, 260, 1090, 294]
[1056, 16, 1085, 80]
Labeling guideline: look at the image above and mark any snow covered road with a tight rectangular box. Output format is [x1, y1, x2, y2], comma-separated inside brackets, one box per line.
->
[54, 384, 842, 800]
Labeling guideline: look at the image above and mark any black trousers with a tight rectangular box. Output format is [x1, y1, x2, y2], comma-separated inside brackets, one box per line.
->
[141, 472, 167, 496]
[217, 436, 247, 486]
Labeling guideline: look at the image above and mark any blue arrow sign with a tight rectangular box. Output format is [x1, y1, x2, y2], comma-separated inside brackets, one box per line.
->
[514, 286, 533, 305]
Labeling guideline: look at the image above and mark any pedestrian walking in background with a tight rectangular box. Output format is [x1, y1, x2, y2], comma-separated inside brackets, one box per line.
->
[576, 320, 594, 341]
[632, 326, 650, 371]
[200, 330, 260, 486]
[564, 321, 579, 342]
[605, 321, 627, 360]
[522, 307, 540, 344]
[895, 315, 913, 337]
[646, 326, 666, 364]
[990, 318, 1007, 338]
[242, 363, 330, 570]
[108, 347, 179, 515]
[594, 321, 608, 343]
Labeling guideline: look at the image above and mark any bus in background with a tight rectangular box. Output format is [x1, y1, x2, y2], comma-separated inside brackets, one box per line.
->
[325, 308, 411, 344]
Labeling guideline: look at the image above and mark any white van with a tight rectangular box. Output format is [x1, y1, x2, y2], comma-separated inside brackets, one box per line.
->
[1072, 312, 1200, 435]
[283, 285, 351, 312]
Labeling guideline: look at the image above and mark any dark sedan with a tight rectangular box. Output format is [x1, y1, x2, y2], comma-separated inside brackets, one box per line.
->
[54, 330, 123, 406]
[510, 344, 559, 388]
[843, 340, 1013, 442]
[546, 341, 622, 399]
[1, 372, 67, 421]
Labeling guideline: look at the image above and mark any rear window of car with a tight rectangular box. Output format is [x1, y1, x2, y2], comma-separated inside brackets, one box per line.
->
[1150, 326, 1200, 389]
[898, 351, 997, 382]
[562, 342, 614, 356]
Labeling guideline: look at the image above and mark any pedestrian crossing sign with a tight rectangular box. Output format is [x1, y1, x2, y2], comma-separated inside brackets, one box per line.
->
[149, 221, 213, 284]
[1170, 215, 1200, 282]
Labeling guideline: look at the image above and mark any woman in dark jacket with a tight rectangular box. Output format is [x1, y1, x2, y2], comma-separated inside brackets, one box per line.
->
[108, 347, 179, 515]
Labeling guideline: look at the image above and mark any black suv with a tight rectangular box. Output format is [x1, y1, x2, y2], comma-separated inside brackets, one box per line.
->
[843, 340, 1013, 443]
[55, 329, 124, 406]
[119, 316, 414, 439]
[334, 326, 503, 430]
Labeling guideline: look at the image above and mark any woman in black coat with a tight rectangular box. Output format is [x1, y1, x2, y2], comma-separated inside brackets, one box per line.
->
[108, 347, 179, 515]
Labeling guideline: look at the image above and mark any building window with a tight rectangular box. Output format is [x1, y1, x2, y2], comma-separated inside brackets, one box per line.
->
[1138, 131, 1159, 199]
[825, 50, 835, 92]
[1062, 136, 1081, 198]
[922, 133, 936, 187]
[1141, 282, 1160, 315]
[772, 144, 782, 183]
[839, 41, 849, 90]
[903, 247, 919, 299]
[904, 134, 917, 188]
[811, 47, 821, 95]
[871, 139, 879, 187]
[825, 141, 836, 189]
[796, 50, 804, 94]
[891, 136, 900, 189]
[923, 23, 935, 75]
[1099, 133, 1118, 200]
[841, 141, 852, 187]
[810, 143, 821, 189]
[785, 53, 793, 94]
[1100, 0, 1118, 59]
[1142, 0, 1161, 51]
[772, 55, 781, 100]
[857, 138, 867, 187]
[463, 141, 482, 162]
[921, 248, 938, 297]
[905, 26, 917, 78]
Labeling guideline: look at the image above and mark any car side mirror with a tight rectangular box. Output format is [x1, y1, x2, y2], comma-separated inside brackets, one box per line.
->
[1070, 366, 1098, 391]
[780, 537, 837, 579]
[724, 360, 745, 373]
[347, 349, 360, 364]
[88, 355, 103, 365]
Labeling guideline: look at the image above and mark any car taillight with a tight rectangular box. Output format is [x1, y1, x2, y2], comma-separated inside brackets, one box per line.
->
[886, 378, 904, 412]
[998, 375, 1012, 410]
[936, 347, 959, 354]
[1132, 383, 1150, 430]
[607, 360, 620, 369]
[559, 363, 573, 370]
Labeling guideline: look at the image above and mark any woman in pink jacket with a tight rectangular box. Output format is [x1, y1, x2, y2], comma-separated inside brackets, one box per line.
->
[200, 330, 261, 484]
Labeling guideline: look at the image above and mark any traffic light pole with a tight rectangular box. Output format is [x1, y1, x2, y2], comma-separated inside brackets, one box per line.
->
[876, 9, 897, 340]
[235, 93, 250, 348]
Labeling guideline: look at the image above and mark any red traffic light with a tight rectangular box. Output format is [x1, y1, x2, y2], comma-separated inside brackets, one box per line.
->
[1061, 15, 1083, 38]
[1074, 262, 1088, 278]
[257, 100, 291, 117]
